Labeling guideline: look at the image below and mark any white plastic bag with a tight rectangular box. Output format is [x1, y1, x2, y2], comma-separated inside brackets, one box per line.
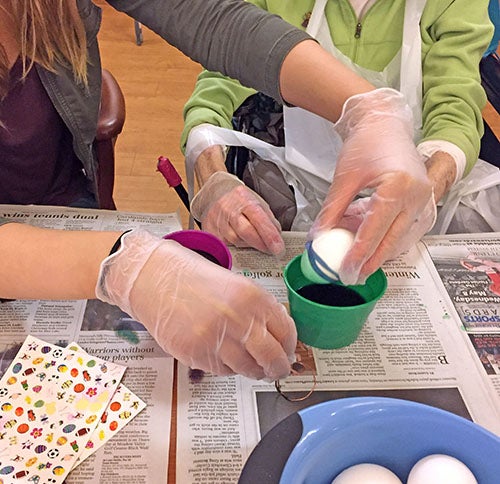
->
[431, 159, 500, 234]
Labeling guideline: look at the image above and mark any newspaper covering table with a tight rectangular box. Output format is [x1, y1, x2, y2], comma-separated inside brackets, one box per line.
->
[0, 204, 182, 483]
[176, 232, 500, 483]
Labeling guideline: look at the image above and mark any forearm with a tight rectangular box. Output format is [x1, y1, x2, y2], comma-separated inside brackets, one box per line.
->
[108, 0, 309, 102]
[111, 1, 374, 117]
[280, 40, 374, 121]
[0, 224, 121, 300]
[194, 145, 227, 186]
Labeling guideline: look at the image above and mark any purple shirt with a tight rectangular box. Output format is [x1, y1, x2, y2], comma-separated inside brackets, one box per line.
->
[0, 58, 88, 205]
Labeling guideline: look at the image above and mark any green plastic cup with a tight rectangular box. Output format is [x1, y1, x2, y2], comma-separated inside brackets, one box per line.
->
[284, 255, 387, 349]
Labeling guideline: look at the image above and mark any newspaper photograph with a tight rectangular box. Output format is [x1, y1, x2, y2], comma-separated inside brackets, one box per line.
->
[422, 233, 500, 398]
[423, 234, 500, 331]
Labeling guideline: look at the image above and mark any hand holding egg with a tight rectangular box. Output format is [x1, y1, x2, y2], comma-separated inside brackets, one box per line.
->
[330, 454, 477, 484]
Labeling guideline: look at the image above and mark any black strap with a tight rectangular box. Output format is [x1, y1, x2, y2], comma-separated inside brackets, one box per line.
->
[108, 230, 132, 256]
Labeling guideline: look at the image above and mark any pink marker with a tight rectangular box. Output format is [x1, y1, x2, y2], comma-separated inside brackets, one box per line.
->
[157, 156, 200, 227]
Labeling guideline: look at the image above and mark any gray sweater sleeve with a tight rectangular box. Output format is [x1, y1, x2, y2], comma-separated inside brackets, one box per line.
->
[105, 0, 311, 103]
[0, 217, 11, 227]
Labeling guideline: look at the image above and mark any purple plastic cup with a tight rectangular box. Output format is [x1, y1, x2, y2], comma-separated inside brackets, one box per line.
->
[163, 230, 232, 269]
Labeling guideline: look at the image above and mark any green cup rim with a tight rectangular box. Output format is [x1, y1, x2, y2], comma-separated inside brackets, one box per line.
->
[284, 255, 387, 310]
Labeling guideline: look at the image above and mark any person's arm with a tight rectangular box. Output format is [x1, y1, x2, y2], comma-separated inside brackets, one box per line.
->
[181, 51, 288, 254]
[181, 71, 270, 246]
[193, 145, 227, 185]
[410, 1, 493, 222]
[279, 39, 373, 121]
[420, 0, 493, 176]
[0, 223, 120, 300]
[0, 223, 296, 380]
[183, 80, 286, 254]
[107, 0, 374, 118]
[181, 69, 256, 154]
[178, 0, 281, 141]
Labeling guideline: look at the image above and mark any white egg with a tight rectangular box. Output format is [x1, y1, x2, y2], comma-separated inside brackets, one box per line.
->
[407, 454, 478, 484]
[331, 463, 403, 484]
[307, 228, 355, 282]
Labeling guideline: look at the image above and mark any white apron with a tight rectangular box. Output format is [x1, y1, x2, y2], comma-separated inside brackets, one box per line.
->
[185, 0, 500, 232]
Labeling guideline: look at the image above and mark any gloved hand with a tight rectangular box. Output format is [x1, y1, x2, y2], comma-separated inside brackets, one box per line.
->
[309, 88, 435, 285]
[191, 170, 285, 255]
[95, 229, 296, 380]
[335, 193, 435, 281]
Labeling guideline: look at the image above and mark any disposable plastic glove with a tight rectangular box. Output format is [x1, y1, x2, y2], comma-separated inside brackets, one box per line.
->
[95, 229, 296, 380]
[191, 171, 285, 255]
[309, 88, 435, 285]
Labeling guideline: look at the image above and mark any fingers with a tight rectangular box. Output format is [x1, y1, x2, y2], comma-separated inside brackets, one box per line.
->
[264, 303, 297, 362]
[341, 194, 431, 285]
[322, 171, 433, 285]
[352, 207, 418, 283]
[343, 193, 402, 271]
[186, 305, 296, 381]
[181, 352, 236, 378]
[221, 301, 296, 380]
[231, 201, 285, 255]
[363, 194, 435, 277]
[244, 328, 294, 381]
[308, 172, 363, 239]
[239, 302, 296, 380]
[202, 212, 240, 247]
[204, 186, 285, 255]
[210, 340, 266, 379]
[217, 339, 266, 380]
[189, 330, 293, 381]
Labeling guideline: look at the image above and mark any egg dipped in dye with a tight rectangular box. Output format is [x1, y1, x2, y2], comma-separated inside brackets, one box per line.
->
[301, 228, 355, 284]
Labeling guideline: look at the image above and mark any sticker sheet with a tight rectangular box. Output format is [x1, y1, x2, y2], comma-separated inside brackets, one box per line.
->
[66, 343, 146, 469]
[0, 336, 126, 483]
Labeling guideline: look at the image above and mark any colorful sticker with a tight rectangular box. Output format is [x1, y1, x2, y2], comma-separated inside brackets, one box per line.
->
[65, 343, 146, 469]
[0, 336, 126, 484]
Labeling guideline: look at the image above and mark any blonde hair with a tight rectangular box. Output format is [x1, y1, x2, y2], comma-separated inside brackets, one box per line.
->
[0, 0, 87, 100]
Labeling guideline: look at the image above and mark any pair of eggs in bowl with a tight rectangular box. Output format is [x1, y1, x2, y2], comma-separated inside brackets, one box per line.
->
[332, 454, 477, 484]
[238, 397, 500, 483]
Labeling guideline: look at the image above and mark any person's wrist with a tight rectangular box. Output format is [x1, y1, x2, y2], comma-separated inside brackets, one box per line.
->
[95, 229, 163, 311]
[190, 172, 244, 221]
[107, 230, 132, 256]
[424, 151, 457, 203]
[335, 88, 411, 140]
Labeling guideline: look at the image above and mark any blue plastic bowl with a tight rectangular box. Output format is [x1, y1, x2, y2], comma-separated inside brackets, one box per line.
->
[280, 397, 500, 483]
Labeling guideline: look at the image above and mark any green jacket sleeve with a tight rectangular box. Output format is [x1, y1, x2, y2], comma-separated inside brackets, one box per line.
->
[181, 71, 257, 153]
[420, 0, 493, 175]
